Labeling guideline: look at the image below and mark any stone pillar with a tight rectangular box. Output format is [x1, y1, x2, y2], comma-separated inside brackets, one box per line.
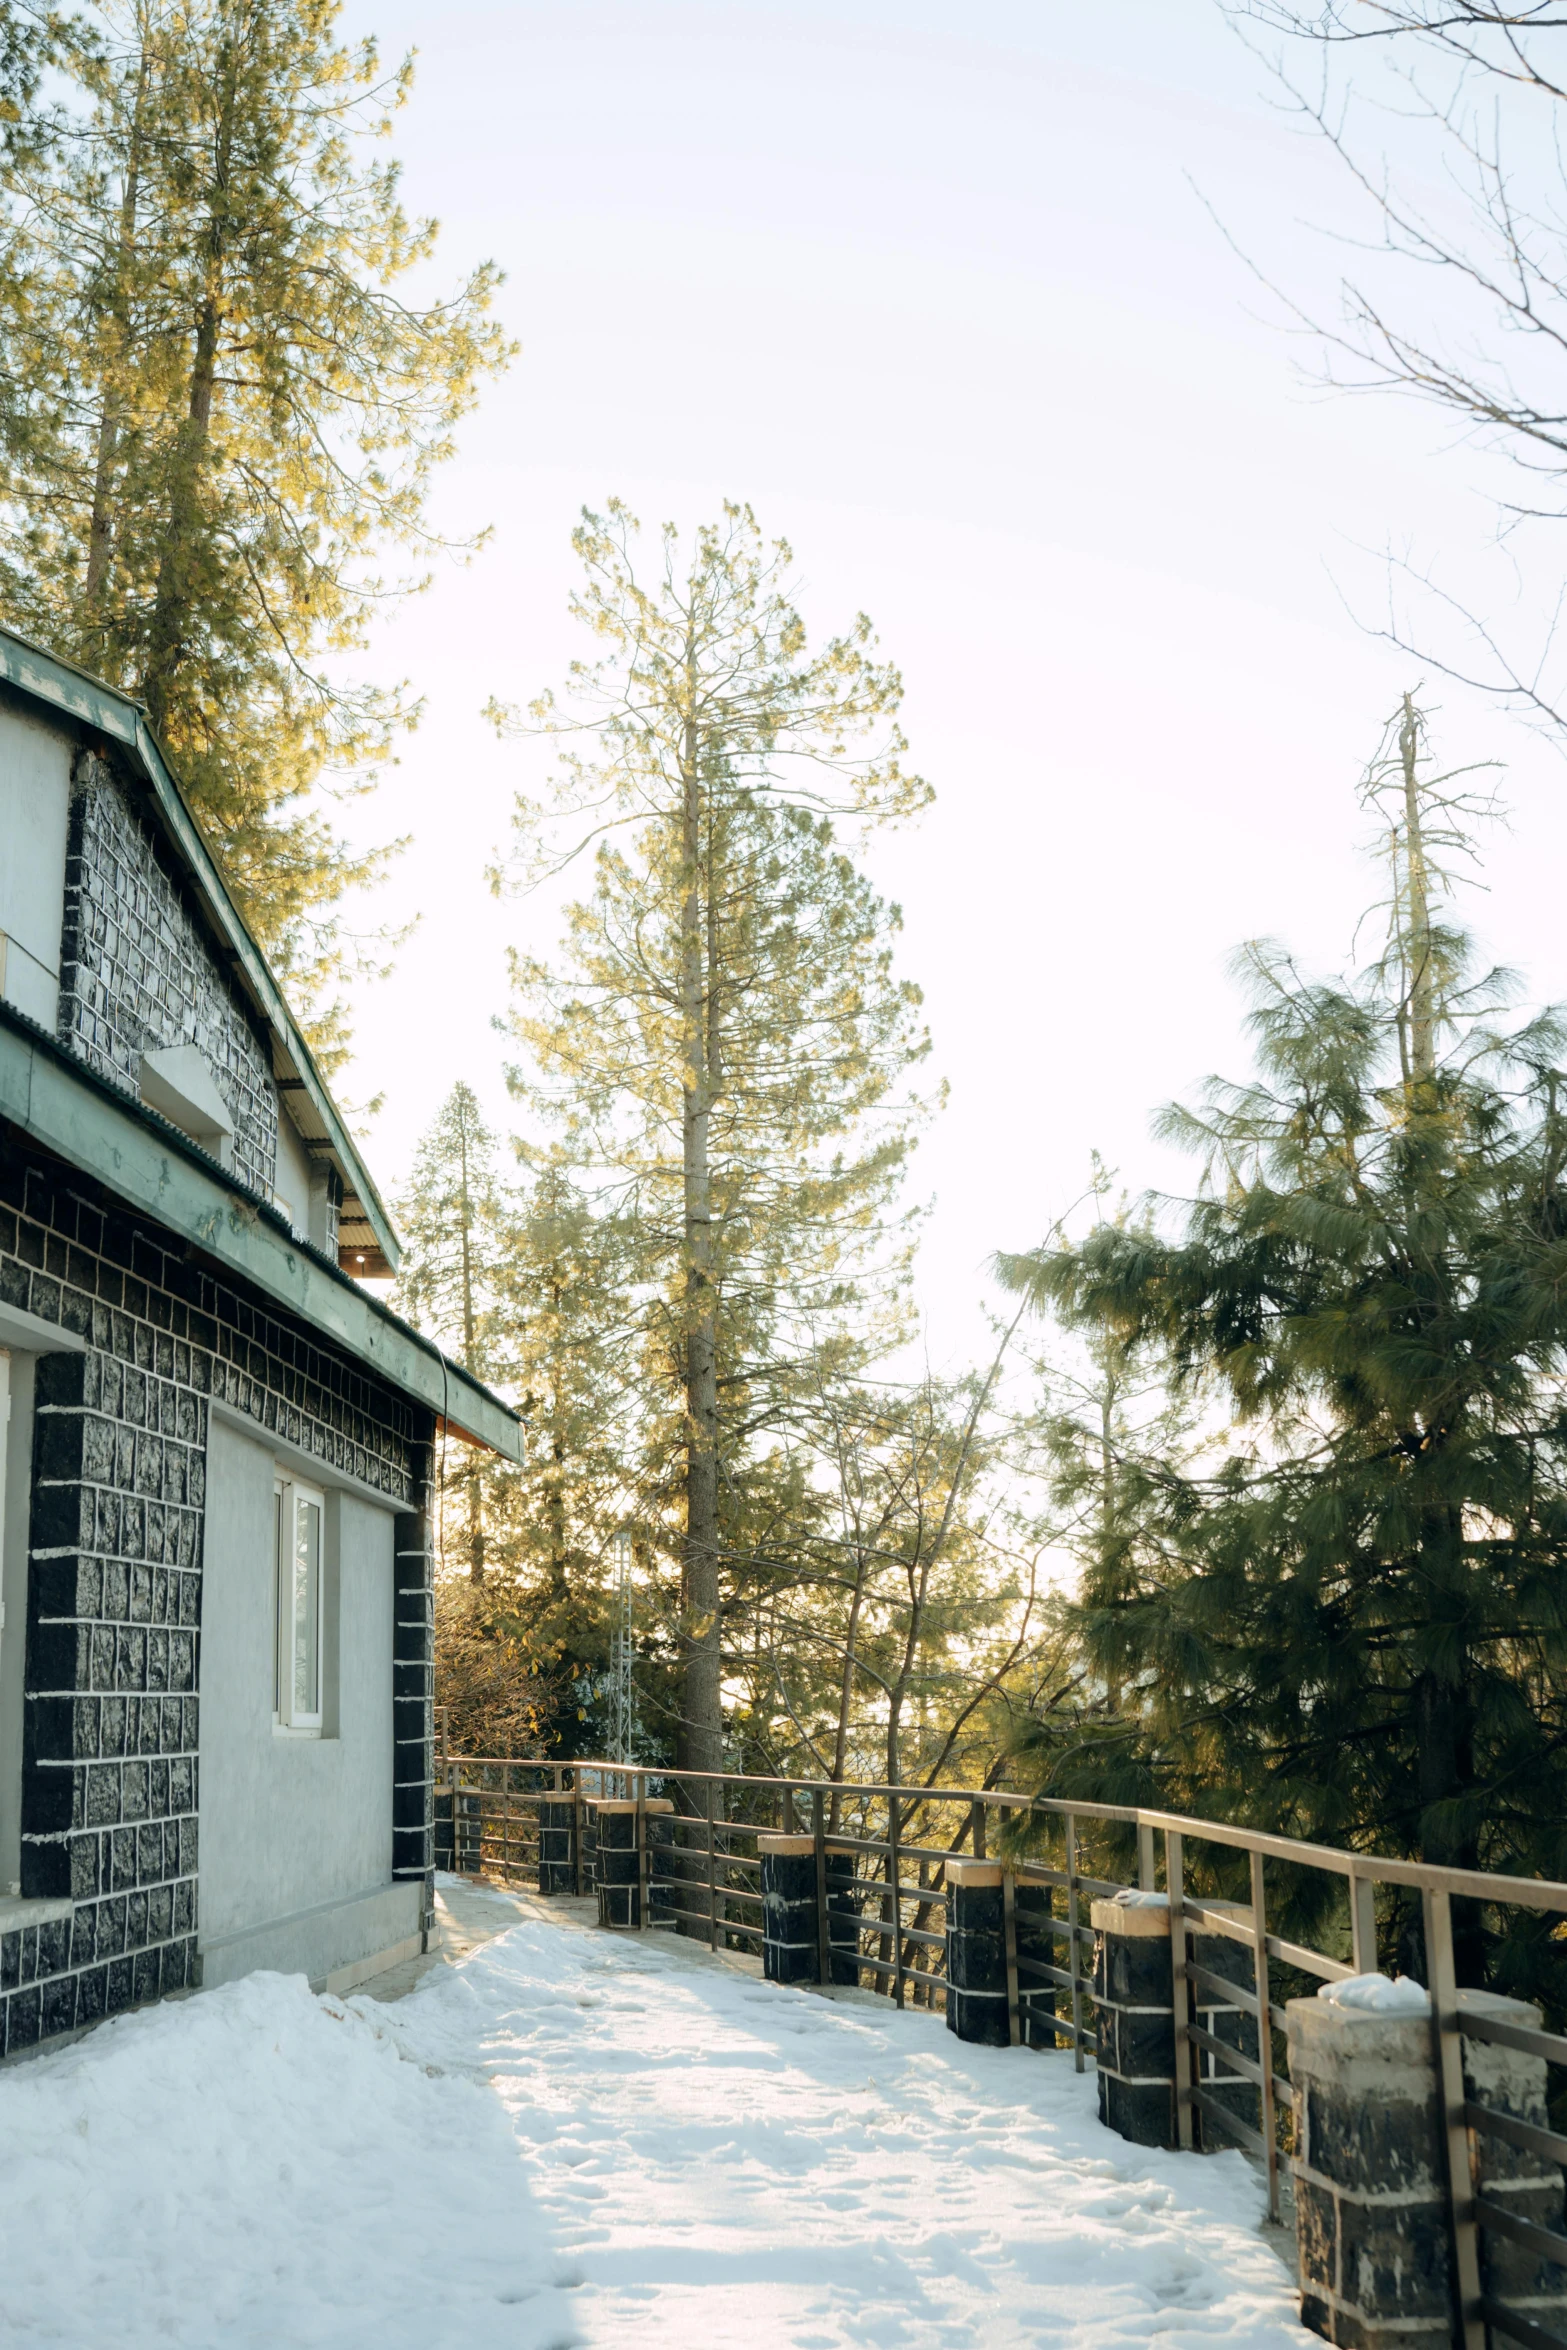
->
[591, 1800, 674, 1928]
[1286, 1982, 1566, 2348]
[1092, 1893, 1177, 2146]
[945, 1859, 1010, 2045]
[538, 1794, 577, 1895]
[760, 1832, 820, 1982]
[593, 1801, 640, 1929]
[1461, 1989, 1567, 2338]
[433, 1787, 481, 1875]
[391, 1493, 435, 1938]
[1288, 1986, 1450, 2349]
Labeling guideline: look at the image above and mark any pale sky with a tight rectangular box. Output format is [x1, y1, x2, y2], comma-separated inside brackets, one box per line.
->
[329, 0, 1567, 1368]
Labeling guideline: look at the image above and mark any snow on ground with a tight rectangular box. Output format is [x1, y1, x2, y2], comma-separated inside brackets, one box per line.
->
[0, 1883, 1313, 2349]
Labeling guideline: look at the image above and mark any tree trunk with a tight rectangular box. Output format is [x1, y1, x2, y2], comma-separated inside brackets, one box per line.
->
[457, 1101, 484, 1583]
[143, 25, 238, 734]
[679, 699, 722, 1776]
[85, 41, 152, 632]
[1400, 691, 1436, 1089]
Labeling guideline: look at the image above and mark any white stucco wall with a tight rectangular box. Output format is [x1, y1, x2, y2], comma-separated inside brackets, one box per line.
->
[197, 1414, 417, 1985]
[0, 700, 71, 1029]
[272, 1102, 313, 1236]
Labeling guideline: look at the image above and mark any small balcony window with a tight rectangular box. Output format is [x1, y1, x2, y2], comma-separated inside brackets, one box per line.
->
[273, 1473, 324, 1733]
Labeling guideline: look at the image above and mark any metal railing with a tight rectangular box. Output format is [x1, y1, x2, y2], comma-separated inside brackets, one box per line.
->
[434, 1746, 1567, 2350]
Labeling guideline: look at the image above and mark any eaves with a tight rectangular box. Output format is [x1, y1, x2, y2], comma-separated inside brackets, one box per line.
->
[0, 999, 522, 1463]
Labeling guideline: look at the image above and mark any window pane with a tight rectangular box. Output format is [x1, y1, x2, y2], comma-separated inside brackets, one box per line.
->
[293, 1496, 321, 1716]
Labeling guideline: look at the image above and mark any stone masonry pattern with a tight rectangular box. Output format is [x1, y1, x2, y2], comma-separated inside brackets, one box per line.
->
[57, 751, 279, 1199]
[0, 1127, 425, 2057]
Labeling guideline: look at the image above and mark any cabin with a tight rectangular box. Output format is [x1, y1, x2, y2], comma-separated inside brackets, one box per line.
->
[0, 623, 519, 2053]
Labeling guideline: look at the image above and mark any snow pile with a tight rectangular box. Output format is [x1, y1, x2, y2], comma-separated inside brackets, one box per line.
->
[0, 1884, 1314, 2348]
[1317, 1971, 1430, 2015]
[0, 1965, 568, 2348]
[1109, 1889, 1169, 1909]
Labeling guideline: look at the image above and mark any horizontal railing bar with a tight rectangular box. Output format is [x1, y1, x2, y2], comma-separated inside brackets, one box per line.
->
[861, 1919, 947, 1951]
[1027, 2014, 1097, 2051]
[1474, 2196, 1567, 2273]
[1191, 2085, 1267, 2159]
[1184, 1959, 1261, 2018]
[655, 1904, 757, 1939]
[499, 1759, 1567, 1918]
[1016, 1956, 1076, 1994]
[1457, 2012, 1567, 2070]
[1184, 2020, 1268, 2089]
[649, 1875, 764, 1910]
[1480, 2297, 1567, 2350]
[1463, 2101, 1567, 2171]
[1261, 1933, 1355, 1985]
[1179, 1898, 1254, 1946]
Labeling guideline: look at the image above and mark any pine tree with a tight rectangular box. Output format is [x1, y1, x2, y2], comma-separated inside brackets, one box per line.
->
[479, 1164, 637, 1757]
[490, 500, 933, 1777]
[0, 0, 509, 1047]
[395, 1082, 507, 1583]
[1000, 699, 1567, 1994]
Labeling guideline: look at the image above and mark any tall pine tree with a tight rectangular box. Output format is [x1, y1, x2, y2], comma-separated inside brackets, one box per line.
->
[0, 0, 509, 1051]
[490, 500, 932, 1778]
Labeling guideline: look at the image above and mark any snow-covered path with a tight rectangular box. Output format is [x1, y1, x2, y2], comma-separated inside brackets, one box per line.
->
[0, 1883, 1313, 2349]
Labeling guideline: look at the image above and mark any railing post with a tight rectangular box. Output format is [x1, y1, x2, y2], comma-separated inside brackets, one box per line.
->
[971, 1798, 986, 1861]
[890, 1793, 905, 2010]
[1166, 1830, 1194, 2150]
[1249, 1847, 1280, 2224]
[707, 1782, 719, 1953]
[573, 1770, 585, 1897]
[1350, 1869, 1377, 1976]
[1002, 1868, 1021, 2047]
[1137, 1822, 1156, 1892]
[1066, 1813, 1084, 2074]
[781, 1782, 795, 1834]
[1423, 1886, 1486, 2350]
[636, 1777, 648, 1931]
[813, 1786, 832, 1986]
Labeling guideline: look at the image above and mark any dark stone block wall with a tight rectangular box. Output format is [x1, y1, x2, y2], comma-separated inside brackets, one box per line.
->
[392, 1508, 435, 1936]
[57, 750, 279, 1199]
[0, 1128, 428, 2057]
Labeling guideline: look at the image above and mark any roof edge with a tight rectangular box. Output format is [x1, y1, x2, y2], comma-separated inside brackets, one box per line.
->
[0, 1002, 521, 1462]
[0, 623, 401, 1273]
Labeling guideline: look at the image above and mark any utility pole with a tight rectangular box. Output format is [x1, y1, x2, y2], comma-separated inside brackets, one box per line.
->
[610, 1528, 635, 1773]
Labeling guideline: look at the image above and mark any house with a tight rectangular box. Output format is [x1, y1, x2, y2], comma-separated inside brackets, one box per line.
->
[0, 622, 520, 2053]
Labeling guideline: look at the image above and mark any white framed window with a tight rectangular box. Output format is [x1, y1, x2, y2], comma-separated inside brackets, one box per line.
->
[273, 1473, 325, 1733]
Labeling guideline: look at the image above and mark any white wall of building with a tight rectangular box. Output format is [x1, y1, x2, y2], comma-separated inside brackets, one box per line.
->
[197, 1413, 419, 1987]
[0, 700, 71, 1030]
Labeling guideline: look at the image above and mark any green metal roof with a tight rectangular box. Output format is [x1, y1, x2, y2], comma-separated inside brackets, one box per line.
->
[0, 999, 522, 1462]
